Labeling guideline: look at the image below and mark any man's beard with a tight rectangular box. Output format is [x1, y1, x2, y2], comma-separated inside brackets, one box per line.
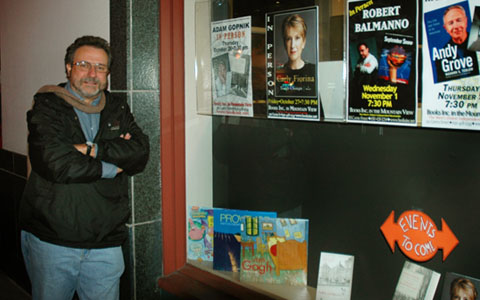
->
[72, 77, 107, 99]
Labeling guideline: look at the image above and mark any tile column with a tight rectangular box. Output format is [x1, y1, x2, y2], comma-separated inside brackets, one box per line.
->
[110, 1, 163, 299]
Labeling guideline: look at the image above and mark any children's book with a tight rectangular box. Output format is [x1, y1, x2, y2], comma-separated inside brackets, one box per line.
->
[187, 206, 214, 262]
[316, 252, 355, 300]
[440, 272, 480, 300]
[213, 209, 277, 272]
[239, 216, 309, 286]
[392, 261, 440, 300]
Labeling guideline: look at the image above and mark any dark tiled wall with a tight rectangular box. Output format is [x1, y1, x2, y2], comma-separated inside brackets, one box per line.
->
[110, 1, 163, 299]
[0, 149, 30, 292]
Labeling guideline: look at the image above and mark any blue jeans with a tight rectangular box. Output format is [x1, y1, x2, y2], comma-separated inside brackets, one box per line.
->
[21, 231, 124, 300]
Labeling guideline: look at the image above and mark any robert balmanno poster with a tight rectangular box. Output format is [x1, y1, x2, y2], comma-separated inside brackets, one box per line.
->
[347, 0, 418, 126]
[422, 0, 480, 130]
[211, 16, 253, 117]
[266, 7, 320, 121]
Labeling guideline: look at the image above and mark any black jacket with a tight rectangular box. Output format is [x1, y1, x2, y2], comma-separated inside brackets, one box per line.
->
[20, 84, 150, 248]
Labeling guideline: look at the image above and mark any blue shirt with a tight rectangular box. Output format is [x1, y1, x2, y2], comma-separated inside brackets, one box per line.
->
[66, 83, 117, 178]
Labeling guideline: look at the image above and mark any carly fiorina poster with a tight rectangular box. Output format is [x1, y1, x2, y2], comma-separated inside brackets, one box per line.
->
[266, 7, 320, 121]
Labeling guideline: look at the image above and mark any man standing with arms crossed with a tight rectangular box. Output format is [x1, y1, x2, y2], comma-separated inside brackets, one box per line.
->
[20, 36, 150, 299]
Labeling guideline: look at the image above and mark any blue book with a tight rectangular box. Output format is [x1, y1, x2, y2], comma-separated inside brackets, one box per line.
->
[213, 208, 276, 272]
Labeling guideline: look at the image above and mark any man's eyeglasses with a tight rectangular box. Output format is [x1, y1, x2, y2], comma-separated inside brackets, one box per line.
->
[72, 61, 109, 73]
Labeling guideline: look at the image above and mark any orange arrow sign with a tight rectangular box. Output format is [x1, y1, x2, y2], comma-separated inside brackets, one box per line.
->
[380, 210, 459, 262]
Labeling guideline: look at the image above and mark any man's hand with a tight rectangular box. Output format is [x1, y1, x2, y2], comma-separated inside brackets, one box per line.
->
[74, 133, 131, 157]
[73, 143, 95, 157]
[120, 133, 131, 140]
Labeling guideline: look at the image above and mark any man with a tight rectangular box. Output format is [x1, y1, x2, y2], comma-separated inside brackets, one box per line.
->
[435, 5, 479, 82]
[215, 60, 231, 98]
[444, 5, 469, 45]
[20, 36, 149, 300]
[355, 43, 378, 80]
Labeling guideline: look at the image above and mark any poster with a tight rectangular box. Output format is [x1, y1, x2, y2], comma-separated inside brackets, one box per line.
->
[422, 0, 480, 130]
[266, 7, 320, 121]
[347, 0, 418, 125]
[211, 16, 253, 117]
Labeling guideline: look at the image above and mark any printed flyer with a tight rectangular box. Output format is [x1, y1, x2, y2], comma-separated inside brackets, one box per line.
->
[211, 16, 253, 117]
[422, 0, 480, 130]
[392, 261, 440, 300]
[316, 252, 355, 300]
[347, 0, 418, 125]
[266, 7, 320, 121]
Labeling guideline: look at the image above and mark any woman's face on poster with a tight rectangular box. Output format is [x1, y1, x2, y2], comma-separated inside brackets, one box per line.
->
[284, 25, 306, 64]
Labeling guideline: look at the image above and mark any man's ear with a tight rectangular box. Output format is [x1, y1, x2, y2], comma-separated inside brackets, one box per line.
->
[66, 64, 72, 77]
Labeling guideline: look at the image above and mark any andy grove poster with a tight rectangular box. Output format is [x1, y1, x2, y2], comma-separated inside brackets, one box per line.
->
[422, 0, 480, 130]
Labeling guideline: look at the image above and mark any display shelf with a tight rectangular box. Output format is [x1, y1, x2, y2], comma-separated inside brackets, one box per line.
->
[158, 260, 316, 300]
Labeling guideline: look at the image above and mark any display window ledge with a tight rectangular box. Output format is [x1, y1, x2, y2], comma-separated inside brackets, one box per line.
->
[158, 260, 315, 300]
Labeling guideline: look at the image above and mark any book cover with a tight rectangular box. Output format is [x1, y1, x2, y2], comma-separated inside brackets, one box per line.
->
[392, 261, 441, 300]
[378, 32, 414, 84]
[347, 0, 418, 125]
[239, 216, 309, 286]
[440, 272, 480, 300]
[316, 252, 355, 300]
[187, 206, 214, 262]
[424, 1, 478, 84]
[213, 209, 276, 272]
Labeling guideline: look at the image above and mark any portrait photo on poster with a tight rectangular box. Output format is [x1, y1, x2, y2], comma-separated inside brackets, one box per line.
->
[212, 53, 232, 99]
[424, 1, 479, 83]
[349, 37, 380, 87]
[273, 8, 318, 98]
[440, 272, 480, 300]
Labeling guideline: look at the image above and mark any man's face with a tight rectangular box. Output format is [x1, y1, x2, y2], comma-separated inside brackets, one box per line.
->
[444, 7, 468, 44]
[218, 63, 226, 83]
[358, 45, 369, 59]
[284, 25, 306, 63]
[66, 46, 109, 99]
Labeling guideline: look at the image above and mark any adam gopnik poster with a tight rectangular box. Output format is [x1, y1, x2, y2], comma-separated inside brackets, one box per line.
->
[211, 16, 253, 117]
[348, 0, 418, 125]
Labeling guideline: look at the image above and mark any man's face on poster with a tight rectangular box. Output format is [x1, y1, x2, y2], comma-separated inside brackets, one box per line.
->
[358, 44, 369, 59]
[443, 7, 468, 44]
[218, 62, 226, 83]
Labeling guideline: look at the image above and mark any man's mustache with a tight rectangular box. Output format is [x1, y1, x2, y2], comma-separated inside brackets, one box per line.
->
[81, 78, 99, 84]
